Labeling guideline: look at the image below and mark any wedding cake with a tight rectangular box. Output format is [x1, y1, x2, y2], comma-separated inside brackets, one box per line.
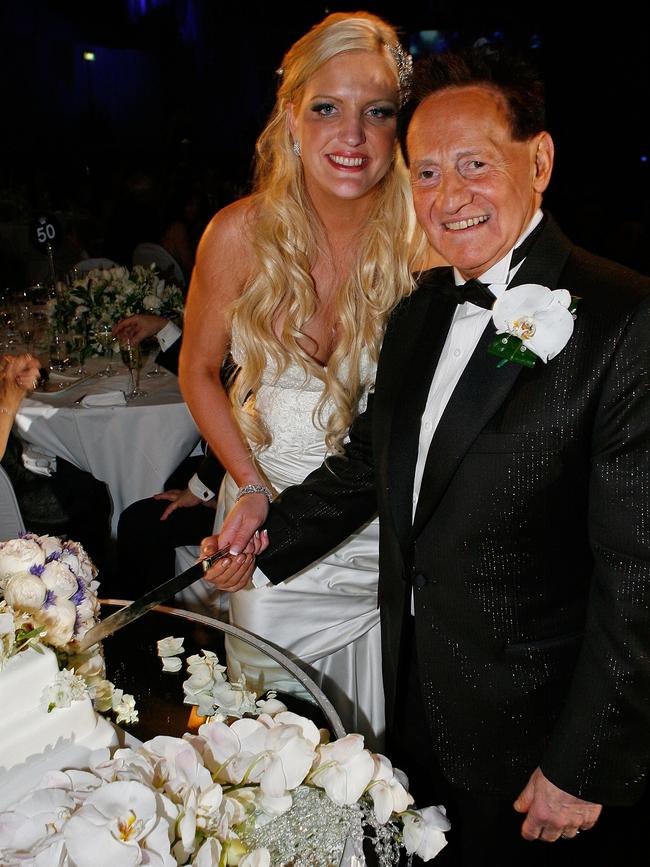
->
[0, 644, 116, 772]
[0, 534, 134, 811]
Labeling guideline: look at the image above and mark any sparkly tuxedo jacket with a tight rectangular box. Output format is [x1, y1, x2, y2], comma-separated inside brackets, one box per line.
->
[257, 216, 650, 805]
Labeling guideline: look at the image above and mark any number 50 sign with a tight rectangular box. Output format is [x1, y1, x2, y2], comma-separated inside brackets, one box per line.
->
[30, 214, 61, 251]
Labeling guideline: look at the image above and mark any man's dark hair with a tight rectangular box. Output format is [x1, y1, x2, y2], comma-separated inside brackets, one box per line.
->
[398, 47, 546, 164]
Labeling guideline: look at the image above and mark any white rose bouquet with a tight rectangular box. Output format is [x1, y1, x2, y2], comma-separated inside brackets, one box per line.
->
[0, 533, 137, 726]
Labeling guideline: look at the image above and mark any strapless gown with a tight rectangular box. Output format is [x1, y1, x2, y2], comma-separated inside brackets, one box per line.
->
[224, 352, 384, 749]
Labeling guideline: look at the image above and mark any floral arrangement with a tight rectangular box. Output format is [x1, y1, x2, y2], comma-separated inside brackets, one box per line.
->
[0, 533, 137, 725]
[0, 636, 450, 866]
[51, 264, 184, 356]
[488, 283, 579, 368]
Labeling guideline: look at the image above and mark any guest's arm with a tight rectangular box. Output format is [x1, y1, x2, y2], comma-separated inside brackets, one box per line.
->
[0, 354, 40, 459]
[155, 450, 224, 520]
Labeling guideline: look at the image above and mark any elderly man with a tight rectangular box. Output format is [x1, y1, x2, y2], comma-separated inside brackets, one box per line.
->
[204, 49, 650, 865]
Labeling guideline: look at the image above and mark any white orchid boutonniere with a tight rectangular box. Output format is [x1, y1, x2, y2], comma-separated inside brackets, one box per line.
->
[489, 283, 580, 368]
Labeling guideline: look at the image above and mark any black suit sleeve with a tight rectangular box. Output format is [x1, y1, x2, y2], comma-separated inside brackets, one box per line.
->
[257, 393, 378, 583]
[155, 335, 181, 375]
[541, 294, 650, 804]
[195, 448, 225, 494]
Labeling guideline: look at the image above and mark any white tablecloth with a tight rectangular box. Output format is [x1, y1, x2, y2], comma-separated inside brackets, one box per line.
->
[13, 360, 201, 534]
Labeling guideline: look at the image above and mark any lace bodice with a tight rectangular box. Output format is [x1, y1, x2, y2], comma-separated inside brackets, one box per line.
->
[230, 321, 376, 490]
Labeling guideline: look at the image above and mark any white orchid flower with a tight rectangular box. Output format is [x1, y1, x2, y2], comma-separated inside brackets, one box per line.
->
[62, 780, 177, 867]
[310, 734, 375, 806]
[402, 805, 451, 861]
[192, 836, 222, 866]
[0, 787, 74, 853]
[492, 284, 575, 362]
[143, 735, 213, 796]
[367, 754, 414, 823]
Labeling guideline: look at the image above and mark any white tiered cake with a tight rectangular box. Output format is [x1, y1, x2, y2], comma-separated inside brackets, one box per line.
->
[0, 534, 130, 812]
[0, 645, 118, 810]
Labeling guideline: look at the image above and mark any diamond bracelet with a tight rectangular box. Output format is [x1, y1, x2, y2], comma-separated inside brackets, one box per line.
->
[236, 484, 273, 503]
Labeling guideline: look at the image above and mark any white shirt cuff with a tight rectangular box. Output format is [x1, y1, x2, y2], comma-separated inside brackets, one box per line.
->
[157, 321, 182, 352]
[188, 473, 215, 502]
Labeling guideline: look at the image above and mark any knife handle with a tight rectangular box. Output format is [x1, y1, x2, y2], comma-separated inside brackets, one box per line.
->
[201, 546, 232, 572]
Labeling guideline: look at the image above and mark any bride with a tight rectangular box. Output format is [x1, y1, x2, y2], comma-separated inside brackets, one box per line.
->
[179, 12, 423, 747]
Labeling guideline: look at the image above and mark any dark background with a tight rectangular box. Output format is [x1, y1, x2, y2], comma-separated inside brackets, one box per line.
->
[1, 0, 648, 279]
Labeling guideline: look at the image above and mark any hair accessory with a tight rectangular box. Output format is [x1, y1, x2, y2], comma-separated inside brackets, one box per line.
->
[386, 41, 413, 106]
[292, 139, 302, 157]
[236, 484, 273, 503]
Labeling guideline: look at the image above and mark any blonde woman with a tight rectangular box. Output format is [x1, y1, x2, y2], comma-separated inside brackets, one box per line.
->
[180, 12, 422, 747]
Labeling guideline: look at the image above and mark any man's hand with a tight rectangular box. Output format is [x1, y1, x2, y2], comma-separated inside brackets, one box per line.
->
[154, 487, 209, 520]
[199, 531, 268, 592]
[514, 767, 602, 842]
[112, 314, 169, 345]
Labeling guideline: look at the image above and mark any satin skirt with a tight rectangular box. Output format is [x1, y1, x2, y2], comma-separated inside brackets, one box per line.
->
[221, 473, 385, 749]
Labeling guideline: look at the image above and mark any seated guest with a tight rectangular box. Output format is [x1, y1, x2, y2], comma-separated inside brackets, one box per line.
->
[1, 356, 111, 563]
[114, 447, 224, 599]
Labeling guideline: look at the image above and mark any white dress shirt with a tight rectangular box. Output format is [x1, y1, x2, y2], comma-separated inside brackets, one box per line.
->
[408, 211, 543, 613]
[411, 209, 543, 518]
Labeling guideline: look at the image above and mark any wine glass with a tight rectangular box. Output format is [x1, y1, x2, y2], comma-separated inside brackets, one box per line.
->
[95, 324, 117, 377]
[120, 337, 147, 400]
[66, 331, 86, 376]
[49, 325, 69, 372]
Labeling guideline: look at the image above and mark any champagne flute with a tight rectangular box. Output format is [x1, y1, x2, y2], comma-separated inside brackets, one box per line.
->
[95, 324, 117, 377]
[67, 331, 86, 376]
[120, 337, 147, 400]
[49, 325, 68, 372]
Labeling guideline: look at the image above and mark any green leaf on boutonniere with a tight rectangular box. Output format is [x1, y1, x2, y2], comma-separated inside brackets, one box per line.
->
[489, 295, 580, 368]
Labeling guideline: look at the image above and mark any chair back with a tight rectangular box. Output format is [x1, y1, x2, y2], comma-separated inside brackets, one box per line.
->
[132, 243, 185, 289]
[0, 465, 25, 540]
[75, 257, 120, 272]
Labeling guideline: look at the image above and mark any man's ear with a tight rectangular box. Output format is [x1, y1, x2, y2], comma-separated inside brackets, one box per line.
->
[532, 132, 554, 194]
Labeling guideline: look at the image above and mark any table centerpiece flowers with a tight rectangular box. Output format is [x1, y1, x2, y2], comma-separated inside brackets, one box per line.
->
[51, 264, 184, 358]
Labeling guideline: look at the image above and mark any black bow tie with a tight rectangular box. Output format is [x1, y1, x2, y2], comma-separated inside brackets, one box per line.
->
[442, 216, 547, 309]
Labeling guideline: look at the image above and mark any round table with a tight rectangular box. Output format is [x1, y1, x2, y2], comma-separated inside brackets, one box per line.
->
[13, 357, 200, 534]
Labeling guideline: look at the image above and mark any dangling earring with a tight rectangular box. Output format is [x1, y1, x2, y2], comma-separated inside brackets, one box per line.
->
[292, 139, 301, 157]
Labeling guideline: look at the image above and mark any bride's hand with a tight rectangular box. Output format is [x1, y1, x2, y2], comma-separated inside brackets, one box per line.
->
[218, 492, 270, 555]
[200, 529, 269, 590]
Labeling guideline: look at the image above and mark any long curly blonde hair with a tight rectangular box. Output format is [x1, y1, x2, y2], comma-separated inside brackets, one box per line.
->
[230, 12, 416, 455]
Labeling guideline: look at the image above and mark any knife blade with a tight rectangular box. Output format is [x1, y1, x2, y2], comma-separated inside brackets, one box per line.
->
[76, 546, 232, 652]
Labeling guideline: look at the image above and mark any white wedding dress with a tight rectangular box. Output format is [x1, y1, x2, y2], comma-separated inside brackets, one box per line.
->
[223, 337, 385, 749]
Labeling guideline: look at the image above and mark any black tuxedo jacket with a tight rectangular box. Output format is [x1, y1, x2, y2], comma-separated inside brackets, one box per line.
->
[258, 216, 650, 806]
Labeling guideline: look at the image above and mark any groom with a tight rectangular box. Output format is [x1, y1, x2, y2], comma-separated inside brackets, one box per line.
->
[205, 49, 650, 864]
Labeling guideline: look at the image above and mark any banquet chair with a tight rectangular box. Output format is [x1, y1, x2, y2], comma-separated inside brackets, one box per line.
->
[0, 465, 26, 540]
[132, 242, 186, 290]
[74, 257, 119, 272]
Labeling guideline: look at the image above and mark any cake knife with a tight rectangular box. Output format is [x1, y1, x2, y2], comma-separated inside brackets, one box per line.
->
[75, 546, 232, 652]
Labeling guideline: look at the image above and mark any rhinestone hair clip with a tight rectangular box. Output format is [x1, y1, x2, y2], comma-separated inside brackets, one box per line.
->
[386, 41, 413, 106]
